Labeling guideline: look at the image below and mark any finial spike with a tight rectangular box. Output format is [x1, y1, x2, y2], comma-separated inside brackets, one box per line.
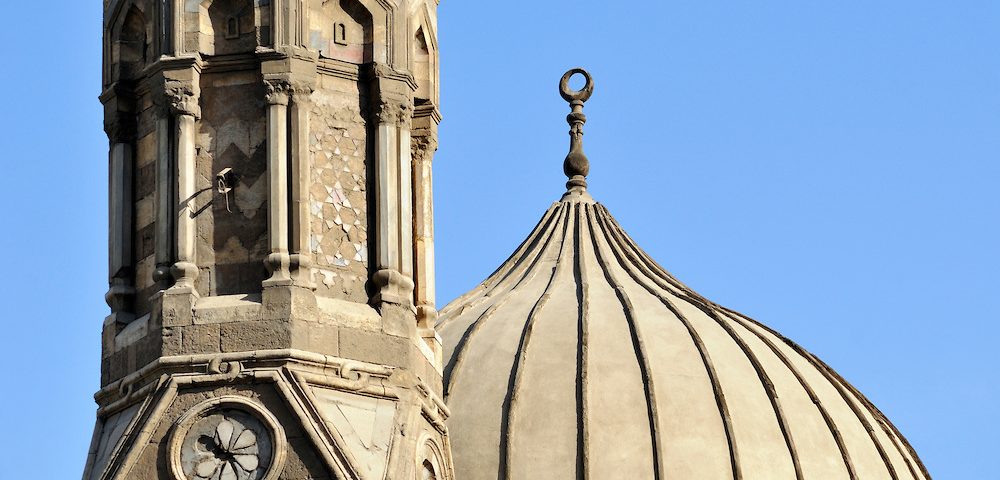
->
[560, 68, 594, 194]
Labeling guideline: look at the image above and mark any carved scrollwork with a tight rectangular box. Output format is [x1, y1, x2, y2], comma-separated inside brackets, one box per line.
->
[264, 80, 290, 106]
[207, 358, 243, 378]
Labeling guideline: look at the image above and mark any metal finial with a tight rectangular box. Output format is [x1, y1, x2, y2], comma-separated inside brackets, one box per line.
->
[560, 68, 594, 193]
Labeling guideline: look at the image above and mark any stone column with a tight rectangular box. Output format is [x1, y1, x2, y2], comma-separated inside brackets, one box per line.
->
[289, 84, 314, 288]
[166, 85, 201, 292]
[371, 96, 416, 315]
[411, 133, 440, 362]
[152, 109, 173, 291]
[264, 81, 292, 287]
[105, 112, 137, 324]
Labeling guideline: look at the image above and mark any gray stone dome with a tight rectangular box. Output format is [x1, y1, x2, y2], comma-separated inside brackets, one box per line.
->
[437, 190, 930, 479]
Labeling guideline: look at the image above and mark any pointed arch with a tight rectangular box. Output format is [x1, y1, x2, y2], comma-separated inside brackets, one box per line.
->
[112, 4, 150, 80]
[192, 0, 267, 55]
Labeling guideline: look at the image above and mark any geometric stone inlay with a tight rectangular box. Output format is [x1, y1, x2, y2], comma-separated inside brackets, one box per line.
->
[308, 89, 369, 302]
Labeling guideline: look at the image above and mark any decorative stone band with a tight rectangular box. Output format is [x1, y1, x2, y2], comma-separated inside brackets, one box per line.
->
[86, 350, 452, 480]
[92, 349, 450, 427]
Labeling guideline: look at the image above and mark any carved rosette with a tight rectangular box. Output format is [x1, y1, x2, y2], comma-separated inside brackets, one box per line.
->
[169, 397, 286, 480]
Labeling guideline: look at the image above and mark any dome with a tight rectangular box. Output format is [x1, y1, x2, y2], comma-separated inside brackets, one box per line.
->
[436, 70, 930, 479]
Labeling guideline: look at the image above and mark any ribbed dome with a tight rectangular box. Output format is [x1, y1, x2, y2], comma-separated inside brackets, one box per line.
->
[438, 191, 930, 480]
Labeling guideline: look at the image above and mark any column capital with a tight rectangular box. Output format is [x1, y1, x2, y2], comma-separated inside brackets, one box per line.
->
[104, 111, 137, 144]
[374, 97, 414, 127]
[264, 80, 291, 106]
[155, 80, 201, 119]
[411, 134, 438, 164]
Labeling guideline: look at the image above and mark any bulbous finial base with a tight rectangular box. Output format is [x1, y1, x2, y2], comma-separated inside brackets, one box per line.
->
[559, 68, 595, 193]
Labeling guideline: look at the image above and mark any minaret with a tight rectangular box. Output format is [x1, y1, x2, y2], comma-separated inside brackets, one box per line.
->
[84, 1, 452, 479]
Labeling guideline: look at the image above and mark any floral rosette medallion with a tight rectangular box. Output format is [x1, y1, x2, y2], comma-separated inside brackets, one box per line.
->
[170, 397, 285, 480]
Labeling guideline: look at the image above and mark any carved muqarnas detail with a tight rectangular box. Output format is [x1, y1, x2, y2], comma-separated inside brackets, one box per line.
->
[170, 397, 286, 480]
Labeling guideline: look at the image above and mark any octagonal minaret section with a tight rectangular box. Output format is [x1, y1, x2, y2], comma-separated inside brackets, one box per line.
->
[87, 2, 452, 480]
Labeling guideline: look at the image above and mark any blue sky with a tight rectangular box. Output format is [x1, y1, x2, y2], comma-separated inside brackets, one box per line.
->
[0, 1, 996, 478]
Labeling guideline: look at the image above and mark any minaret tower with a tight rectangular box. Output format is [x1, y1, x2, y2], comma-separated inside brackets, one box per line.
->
[84, 1, 452, 479]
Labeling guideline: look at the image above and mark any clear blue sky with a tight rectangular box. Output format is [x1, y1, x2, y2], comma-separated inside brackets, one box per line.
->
[0, 1, 995, 478]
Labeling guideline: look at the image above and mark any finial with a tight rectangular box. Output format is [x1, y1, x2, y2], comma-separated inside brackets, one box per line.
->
[560, 68, 594, 193]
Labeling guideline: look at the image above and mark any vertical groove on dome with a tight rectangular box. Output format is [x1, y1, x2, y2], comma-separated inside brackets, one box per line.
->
[595, 212, 805, 479]
[797, 346, 927, 478]
[442, 205, 561, 318]
[573, 204, 592, 480]
[588, 207, 741, 480]
[802, 348, 926, 480]
[599, 209, 923, 479]
[728, 309, 903, 480]
[719, 309, 859, 479]
[443, 206, 564, 399]
[585, 205, 663, 479]
[500, 205, 574, 479]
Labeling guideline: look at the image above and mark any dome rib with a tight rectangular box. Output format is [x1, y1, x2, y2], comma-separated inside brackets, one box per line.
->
[728, 307, 919, 479]
[595, 206, 808, 479]
[603, 212, 900, 479]
[794, 329, 927, 479]
[442, 206, 565, 400]
[588, 205, 741, 479]
[438, 198, 930, 480]
[572, 204, 590, 478]
[715, 307, 860, 479]
[602, 209, 927, 479]
[584, 204, 664, 479]
[500, 205, 575, 478]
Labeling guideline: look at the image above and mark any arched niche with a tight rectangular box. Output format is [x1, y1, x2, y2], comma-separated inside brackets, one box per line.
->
[412, 24, 433, 105]
[309, 0, 374, 64]
[112, 4, 151, 81]
[194, 0, 270, 56]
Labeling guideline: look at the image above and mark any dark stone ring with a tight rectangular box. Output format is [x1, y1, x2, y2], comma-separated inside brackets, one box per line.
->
[560, 68, 594, 103]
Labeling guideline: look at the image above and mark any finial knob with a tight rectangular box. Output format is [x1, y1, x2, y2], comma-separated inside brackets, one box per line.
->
[560, 68, 594, 193]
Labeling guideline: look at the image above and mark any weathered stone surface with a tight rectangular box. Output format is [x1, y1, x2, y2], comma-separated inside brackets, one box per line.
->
[220, 320, 292, 353]
[180, 323, 222, 354]
[339, 327, 411, 368]
[89, 1, 449, 479]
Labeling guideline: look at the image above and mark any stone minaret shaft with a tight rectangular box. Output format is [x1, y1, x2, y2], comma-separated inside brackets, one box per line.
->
[86, 1, 452, 479]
